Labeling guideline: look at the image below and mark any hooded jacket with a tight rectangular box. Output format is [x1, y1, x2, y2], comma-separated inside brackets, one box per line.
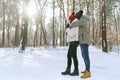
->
[66, 26, 79, 42]
[69, 15, 90, 45]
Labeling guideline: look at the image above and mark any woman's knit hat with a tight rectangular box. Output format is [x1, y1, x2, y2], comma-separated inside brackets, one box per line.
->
[69, 11, 76, 22]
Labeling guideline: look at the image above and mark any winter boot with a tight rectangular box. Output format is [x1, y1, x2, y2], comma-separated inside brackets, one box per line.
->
[61, 68, 70, 75]
[80, 70, 91, 78]
[69, 69, 79, 76]
[81, 70, 86, 73]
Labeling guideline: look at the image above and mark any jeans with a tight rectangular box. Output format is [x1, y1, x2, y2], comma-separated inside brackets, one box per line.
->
[80, 44, 90, 71]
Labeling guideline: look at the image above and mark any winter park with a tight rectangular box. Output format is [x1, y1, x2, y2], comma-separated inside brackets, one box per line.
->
[0, 0, 120, 80]
[0, 46, 120, 80]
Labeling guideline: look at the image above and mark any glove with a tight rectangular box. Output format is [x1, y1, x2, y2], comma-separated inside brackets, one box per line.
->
[65, 23, 69, 29]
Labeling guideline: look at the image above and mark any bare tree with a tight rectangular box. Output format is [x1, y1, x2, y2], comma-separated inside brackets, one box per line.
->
[19, 1, 28, 52]
[101, 0, 108, 52]
[92, 0, 95, 45]
[86, 0, 90, 33]
[34, 0, 47, 46]
[2, 0, 5, 46]
[57, 0, 67, 46]
[52, 0, 55, 46]
[14, 11, 20, 47]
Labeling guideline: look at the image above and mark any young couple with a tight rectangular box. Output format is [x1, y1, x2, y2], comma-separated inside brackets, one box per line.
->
[61, 10, 91, 79]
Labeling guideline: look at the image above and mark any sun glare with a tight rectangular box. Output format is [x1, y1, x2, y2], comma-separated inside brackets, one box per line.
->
[26, 1, 37, 18]
[25, 1, 37, 31]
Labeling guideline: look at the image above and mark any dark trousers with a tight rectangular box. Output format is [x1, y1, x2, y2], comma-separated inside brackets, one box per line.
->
[80, 44, 90, 71]
[67, 41, 79, 70]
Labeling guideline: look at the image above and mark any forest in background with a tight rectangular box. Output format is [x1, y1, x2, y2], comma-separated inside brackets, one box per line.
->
[0, 0, 120, 52]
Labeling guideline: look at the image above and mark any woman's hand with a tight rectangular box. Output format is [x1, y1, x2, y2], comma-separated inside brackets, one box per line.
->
[65, 23, 69, 29]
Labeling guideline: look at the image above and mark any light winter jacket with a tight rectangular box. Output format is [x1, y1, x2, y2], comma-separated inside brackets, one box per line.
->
[69, 16, 90, 45]
[66, 27, 79, 42]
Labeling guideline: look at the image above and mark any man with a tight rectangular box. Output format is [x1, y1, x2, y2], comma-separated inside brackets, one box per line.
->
[69, 10, 91, 78]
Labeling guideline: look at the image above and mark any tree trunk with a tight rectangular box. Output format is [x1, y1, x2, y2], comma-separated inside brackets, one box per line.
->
[7, 11, 10, 47]
[21, 20, 28, 51]
[2, 0, 5, 46]
[59, 9, 62, 46]
[33, 23, 38, 47]
[92, 0, 95, 45]
[86, 0, 90, 33]
[19, 1, 28, 52]
[14, 11, 20, 47]
[73, 0, 75, 11]
[102, 0, 108, 52]
[99, 0, 102, 39]
[60, 0, 67, 46]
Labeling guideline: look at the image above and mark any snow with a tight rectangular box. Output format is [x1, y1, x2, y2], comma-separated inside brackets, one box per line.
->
[0, 46, 120, 80]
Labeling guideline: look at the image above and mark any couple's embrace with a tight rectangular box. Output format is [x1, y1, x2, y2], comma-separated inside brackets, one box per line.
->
[61, 10, 91, 79]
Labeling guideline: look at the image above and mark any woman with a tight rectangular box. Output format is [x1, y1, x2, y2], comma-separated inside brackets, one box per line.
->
[69, 10, 91, 78]
[61, 12, 79, 76]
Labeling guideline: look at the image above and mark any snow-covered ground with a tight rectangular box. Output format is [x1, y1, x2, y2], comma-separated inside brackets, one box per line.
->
[0, 46, 120, 80]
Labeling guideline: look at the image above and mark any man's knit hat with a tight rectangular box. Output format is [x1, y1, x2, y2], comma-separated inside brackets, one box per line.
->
[76, 10, 83, 20]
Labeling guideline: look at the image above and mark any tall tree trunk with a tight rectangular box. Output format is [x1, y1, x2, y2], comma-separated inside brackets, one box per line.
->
[34, 0, 47, 46]
[86, 0, 90, 33]
[99, 0, 102, 38]
[21, 19, 28, 51]
[79, 0, 82, 9]
[59, 9, 62, 46]
[102, 0, 108, 52]
[53, 0, 55, 46]
[60, 0, 67, 46]
[57, 0, 67, 46]
[14, 11, 20, 47]
[2, 0, 5, 46]
[73, 0, 75, 11]
[20, 1, 28, 52]
[40, 20, 47, 45]
[118, 14, 120, 42]
[39, 26, 42, 46]
[7, 0, 11, 47]
[92, 0, 95, 45]
[113, 6, 119, 44]
[7, 14, 10, 47]
[113, 5, 119, 53]
[33, 23, 38, 47]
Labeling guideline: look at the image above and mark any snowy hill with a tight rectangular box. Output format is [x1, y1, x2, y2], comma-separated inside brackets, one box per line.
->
[0, 46, 120, 80]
